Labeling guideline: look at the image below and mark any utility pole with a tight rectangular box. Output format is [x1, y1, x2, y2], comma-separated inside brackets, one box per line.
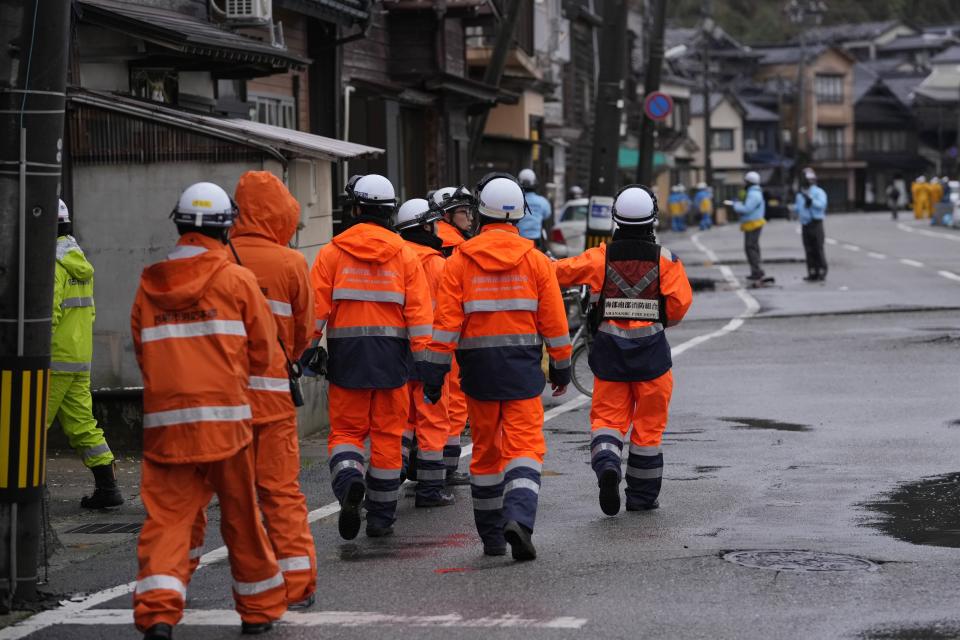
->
[467, 0, 523, 165]
[636, 0, 667, 186]
[701, 0, 713, 192]
[785, 1, 827, 187]
[0, 0, 71, 609]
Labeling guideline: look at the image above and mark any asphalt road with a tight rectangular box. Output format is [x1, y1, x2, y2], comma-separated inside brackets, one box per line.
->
[4, 213, 960, 640]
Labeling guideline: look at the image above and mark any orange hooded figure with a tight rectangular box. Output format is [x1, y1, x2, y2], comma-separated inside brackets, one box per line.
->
[184, 171, 317, 607]
[130, 182, 285, 635]
[310, 174, 432, 540]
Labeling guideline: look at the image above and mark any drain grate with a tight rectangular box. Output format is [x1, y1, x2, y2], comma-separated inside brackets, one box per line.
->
[723, 549, 878, 572]
[64, 522, 142, 535]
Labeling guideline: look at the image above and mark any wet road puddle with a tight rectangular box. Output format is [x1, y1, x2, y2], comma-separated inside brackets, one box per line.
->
[861, 473, 960, 547]
[723, 550, 878, 572]
[720, 417, 812, 432]
[339, 533, 473, 561]
[858, 622, 960, 639]
[946, 419, 960, 428]
[695, 465, 725, 473]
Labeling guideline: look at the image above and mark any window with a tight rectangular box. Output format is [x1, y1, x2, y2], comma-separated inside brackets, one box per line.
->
[856, 129, 908, 153]
[815, 74, 844, 104]
[711, 128, 735, 151]
[131, 69, 177, 104]
[250, 93, 296, 129]
[745, 128, 768, 151]
[561, 205, 588, 222]
[816, 126, 846, 160]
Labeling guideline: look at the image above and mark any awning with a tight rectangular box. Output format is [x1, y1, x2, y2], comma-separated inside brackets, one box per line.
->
[275, 0, 371, 27]
[618, 148, 670, 170]
[69, 89, 382, 163]
[77, 0, 309, 72]
[424, 73, 500, 103]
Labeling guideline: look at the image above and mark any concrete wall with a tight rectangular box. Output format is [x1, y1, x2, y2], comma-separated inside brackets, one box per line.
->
[485, 90, 545, 140]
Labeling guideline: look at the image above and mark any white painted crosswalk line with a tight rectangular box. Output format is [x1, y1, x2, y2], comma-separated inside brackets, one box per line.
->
[826, 237, 838, 245]
[867, 252, 887, 259]
[841, 244, 860, 252]
[899, 258, 924, 268]
[938, 270, 960, 282]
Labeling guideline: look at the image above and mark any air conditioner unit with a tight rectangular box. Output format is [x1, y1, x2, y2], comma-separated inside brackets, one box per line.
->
[745, 139, 758, 153]
[211, 0, 272, 26]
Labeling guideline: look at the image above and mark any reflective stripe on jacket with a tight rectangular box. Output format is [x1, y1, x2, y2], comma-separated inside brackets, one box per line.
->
[311, 222, 433, 389]
[52, 236, 95, 372]
[232, 171, 314, 423]
[131, 233, 277, 464]
[553, 242, 692, 382]
[427, 223, 571, 400]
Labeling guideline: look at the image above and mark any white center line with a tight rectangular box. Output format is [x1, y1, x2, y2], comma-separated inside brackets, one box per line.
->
[938, 270, 960, 282]
[825, 238, 838, 245]
[867, 252, 887, 259]
[899, 222, 960, 242]
[841, 243, 860, 252]
[899, 258, 925, 268]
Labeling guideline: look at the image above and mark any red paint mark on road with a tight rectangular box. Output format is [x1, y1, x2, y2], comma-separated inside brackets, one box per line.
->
[434, 567, 472, 574]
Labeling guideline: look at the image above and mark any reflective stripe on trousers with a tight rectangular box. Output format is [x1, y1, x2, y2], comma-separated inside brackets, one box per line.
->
[625, 445, 663, 509]
[502, 458, 542, 532]
[590, 427, 624, 477]
[471, 473, 505, 547]
[51, 361, 91, 373]
[365, 466, 402, 528]
[233, 572, 284, 596]
[136, 574, 186, 599]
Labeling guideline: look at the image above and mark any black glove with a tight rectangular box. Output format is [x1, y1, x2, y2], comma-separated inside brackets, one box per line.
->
[802, 194, 813, 209]
[298, 345, 328, 377]
[549, 362, 571, 388]
[423, 383, 443, 404]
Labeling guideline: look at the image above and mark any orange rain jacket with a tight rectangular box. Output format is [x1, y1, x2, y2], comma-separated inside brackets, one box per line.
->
[436, 219, 467, 257]
[131, 233, 277, 464]
[310, 221, 433, 388]
[424, 223, 571, 400]
[232, 171, 313, 423]
[554, 242, 692, 381]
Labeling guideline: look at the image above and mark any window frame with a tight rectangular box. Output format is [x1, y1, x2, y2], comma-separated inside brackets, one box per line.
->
[815, 74, 844, 104]
[711, 128, 735, 152]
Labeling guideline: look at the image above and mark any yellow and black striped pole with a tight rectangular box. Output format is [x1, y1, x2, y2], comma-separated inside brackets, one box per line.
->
[0, 360, 49, 502]
[585, 195, 615, 249]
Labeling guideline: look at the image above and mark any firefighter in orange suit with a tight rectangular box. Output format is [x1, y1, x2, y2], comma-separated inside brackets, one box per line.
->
[429, 186, 474, 485]
[185, 171, 317, 610]
[130, 183, 285, 639]
[306, 174, 433, 540]
[553, 185, 693, 517]
[421, 174, 572, 561]
[395, 197, 456, 507]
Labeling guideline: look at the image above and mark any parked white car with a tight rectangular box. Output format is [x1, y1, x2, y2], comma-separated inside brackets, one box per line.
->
[547, 197, 589, 257]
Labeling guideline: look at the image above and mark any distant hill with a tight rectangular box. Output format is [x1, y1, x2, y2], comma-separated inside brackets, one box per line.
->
[666, 0, 960, 45]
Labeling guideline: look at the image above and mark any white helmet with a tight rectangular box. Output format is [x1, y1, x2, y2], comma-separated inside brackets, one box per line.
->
[350, 174, 397, 209]
[395, 198, 441, 231]
[58, 199, 70, 223]
[744, 171, 761, 185]
[613, 185, 658, 226]
[916, 176, 926, 183]
[476, 175, 525, 221]
[931, 176, 941, 184]
[518, 168, 537, 189]
[172, 182, 237, 228]
[569, 185, 584, 198]
[696, 182, 708, 190]
[803, 167, 817, 182]
[431, 185, 474, 213]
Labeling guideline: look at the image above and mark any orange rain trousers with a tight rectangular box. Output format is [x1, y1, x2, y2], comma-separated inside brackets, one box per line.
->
[328, 384, 407, 467]
[134, 445, 285, 631]
[188, 416, 316, 603]
[468, 396, 546, 477]
[590, 372, 674, 446]
[407, 381, 451, 453]
[447, 358, 469, 436]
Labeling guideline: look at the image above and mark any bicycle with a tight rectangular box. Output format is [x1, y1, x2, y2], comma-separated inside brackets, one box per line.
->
[563, 284, 595, 397]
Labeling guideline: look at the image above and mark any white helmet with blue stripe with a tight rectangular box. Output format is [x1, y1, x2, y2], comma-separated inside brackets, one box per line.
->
[476, 175, 525, 221]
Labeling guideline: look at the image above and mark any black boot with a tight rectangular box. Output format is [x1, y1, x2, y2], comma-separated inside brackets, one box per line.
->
[241, 620, 274, 635]
[338, 480, 365, 540]
[81, 464, 124, 509]
[144, 623, 173, 639]
[415, 488, 456, 508]
[366, 524, 394, 538]
[503, 521, 536, 562]
[446, 470, 471, 486]
[598, 468, 621, 516]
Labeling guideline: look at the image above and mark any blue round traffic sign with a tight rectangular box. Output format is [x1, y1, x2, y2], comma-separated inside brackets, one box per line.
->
[644, 91, 673, 121]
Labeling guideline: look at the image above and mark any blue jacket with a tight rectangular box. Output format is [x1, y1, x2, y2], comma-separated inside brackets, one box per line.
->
[693, 189, 712, 215]
[518, 191, 552, 241]
[733, 185, 766, 224]
[795, 185, 827, 225]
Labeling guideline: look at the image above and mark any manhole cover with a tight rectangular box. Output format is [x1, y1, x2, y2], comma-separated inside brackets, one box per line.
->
[723, 550, 878, 572]
[64, 522, 141, 535]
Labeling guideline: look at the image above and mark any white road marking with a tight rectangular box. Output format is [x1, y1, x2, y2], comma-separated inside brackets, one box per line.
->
[897, 223, 914, 233]
[899, 258, 924, 268]
[898, 222, 960, 242]
[938, 270, 960, 282]
[41, 609, 589, 630]
[867, 252, 887, 259]
[841, 243, 861, 252]
[826, 238, 838, 245]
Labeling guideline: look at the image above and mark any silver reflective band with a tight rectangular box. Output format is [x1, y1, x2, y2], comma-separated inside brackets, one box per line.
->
[62, 296, 94, 308]
[81, 443, 112, 461]
[422, 350, 452, 365]
[543, 334, 572, 348]
[470, 473, 504, 487]
[605, 265, 636, 299]
[443, 457, 459, 465]
[143, 404, 252, 429]
[233, 572, 284, 596]
[327, 325, 408, 339]
[598, 322, 664, 339]
[249, 376, 289, 393]
[278, 556, 312, 572]
[331, 443, 365, 457]
[51, 361, 90, 372]
[661, 247, 674, 261]
[142, 320, 247, 343]
[432, 329, 460, 343]
[551, 358, 571, 369]
[472, 496, 503, 510]
[416, 469, 447, 481]
[625, 466, 663, 479]
[591, 442, 621, 458]
[268, 299, 292, 317]
[366, 488, 400, 502]
[505, 457, 542, 473]
[315, 319, 327, 332]
[630, 445, 662, 456]
[56, 237, 83, 261]
[368, 467, 402, 480]
[332, 459, 364, 478]
[504, 478, 540, 494]
[417, 450, 444, 462]
[592, 428, 624, 442]
[333, 288, 405, 305]
[136, 575, 186, 599]
[408, 324, 432, 337]
[167, 245, 207, 261]
[446, 436, 461, 446]
[411, 351, 429, 362]
[188, 547, 203, 560]
[463, 298, 538, 314]
[458, 333, 542, 349]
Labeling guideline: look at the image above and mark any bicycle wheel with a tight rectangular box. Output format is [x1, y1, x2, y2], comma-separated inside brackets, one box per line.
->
[570, 343, 593, 397]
